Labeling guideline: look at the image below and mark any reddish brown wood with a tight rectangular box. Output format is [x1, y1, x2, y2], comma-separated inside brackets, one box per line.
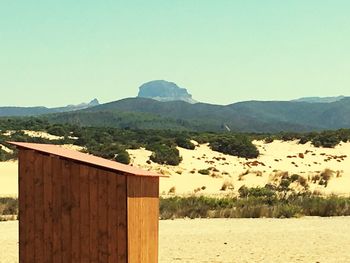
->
[18, 150, 27, 263]
[89, 167, 99, 263]
[18, 151, 23, 263]
[61, 160, 72, 262]
[107, 172, 117, 263]
[117, 175, 127, 263]
[70, 162, 80, 262]
[52, 156, 62, 263]
[98, 169, 108, 262]
[79, 164, 90, 263]
[42, 154, 53, 263]
[25, 150, 35, 263]
[34, 153, 44, 263]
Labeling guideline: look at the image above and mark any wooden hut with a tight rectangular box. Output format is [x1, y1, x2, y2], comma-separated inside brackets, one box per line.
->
[9, 141, 166, 263]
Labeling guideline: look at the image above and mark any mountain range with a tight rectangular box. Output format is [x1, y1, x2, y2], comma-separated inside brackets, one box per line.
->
[45, 96, 350, 133]
[0, 99, 99, 117]
[0, 81, 349, 133]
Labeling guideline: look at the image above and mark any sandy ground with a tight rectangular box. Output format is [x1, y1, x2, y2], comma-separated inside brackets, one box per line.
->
[0, 161, 17, 197]
[1, 217, 350, 263]
[128, 140, 350, 196]
[0, 221, 18, 263]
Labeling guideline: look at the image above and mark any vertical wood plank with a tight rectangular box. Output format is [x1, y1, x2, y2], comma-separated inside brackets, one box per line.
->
[107, 172, 117, 263]
[127, 176, 159, 263]
[79, 164, 90, 263]
[25, 150, 35, 263]
[33, 152, 44, 262]
[52, 156, 62, 263]
[98, 170, 108, 263]
[61, 159, 72, 263]
[127, 176, 141, 263]
[18, 150, 28, 263]
[71, 162, 80, 262]
[43, 154, 53, 263]
[140, 177, 146, 263]
[34, 153, 44, 263]
[89, 167, 99, 263]
[155, 178, 160, 262]
[117, 175, 127, 263]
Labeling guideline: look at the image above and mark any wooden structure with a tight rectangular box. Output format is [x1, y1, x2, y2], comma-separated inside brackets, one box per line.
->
[9, 142, 165, 263]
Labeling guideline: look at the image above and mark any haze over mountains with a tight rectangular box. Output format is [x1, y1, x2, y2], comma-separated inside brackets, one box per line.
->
[1, 81, 349, 133]
[292, 96, 346, 103]
[0, 99, 100, 117]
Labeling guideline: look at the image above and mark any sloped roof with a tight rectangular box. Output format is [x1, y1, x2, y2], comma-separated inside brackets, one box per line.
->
[8, 142, 165, 177]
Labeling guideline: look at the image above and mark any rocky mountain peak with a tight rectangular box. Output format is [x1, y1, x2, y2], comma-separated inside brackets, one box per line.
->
[137, 80, 197, 104]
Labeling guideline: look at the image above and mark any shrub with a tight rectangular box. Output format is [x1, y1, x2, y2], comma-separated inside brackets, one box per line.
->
[114, 151, 130, 164]
[175, 137, 195, 150]
[168, 186, 176, 195]
[47, 125, 67, 137]
[264, 137, 274, 143]
[198, 169, 210, 175]
[298, 176, 308, 188]
[320, 169, 334, 182]
[221, 180, 234, 191]
[0, 148, 16, 162]
[209, 135, 259, 159]
[312, 132, 341, 148]
[290, 174, 300, 182]
[0, 197, 18, 215]
[148, 143, 182, 165]
[274, 204, 302, 218]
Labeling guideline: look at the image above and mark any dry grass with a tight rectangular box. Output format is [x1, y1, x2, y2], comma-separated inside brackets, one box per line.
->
[168, 186, 176, 195]
[220, 180, 234, 191]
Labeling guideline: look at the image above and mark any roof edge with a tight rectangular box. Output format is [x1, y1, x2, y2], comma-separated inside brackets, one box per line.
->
[7, 141, 169, 178]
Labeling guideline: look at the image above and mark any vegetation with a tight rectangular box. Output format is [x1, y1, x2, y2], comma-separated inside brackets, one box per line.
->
[0, 197, 18, 218]
[0, 118, 262, 165]
[2, 189, 350, 220]
[148, 144, 182, 166]
[160, 193, 350, 219]
[209, 135, 259, 158]
[263, 129, 350, 148]
[175, 137, 195, 150]
[198, 169, 210, 175]
[1, 118, 350, 166]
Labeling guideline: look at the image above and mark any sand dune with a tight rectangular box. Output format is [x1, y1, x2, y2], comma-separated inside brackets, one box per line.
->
[128, 140, 350, 196]
[1, 140, 350, 197]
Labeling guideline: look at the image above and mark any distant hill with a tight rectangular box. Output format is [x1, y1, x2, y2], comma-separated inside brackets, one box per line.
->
[137, 80, 197, 104]
[292, 96, 346, 103]
[0, 99, 99, 117]
[2, 85, 350, 133]
[47, 97, 350, 132]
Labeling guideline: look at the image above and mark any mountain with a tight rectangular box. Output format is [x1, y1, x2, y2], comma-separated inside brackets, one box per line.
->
[0, 99, 100, 117]
[137, 80, 197, 104]
[2, 86, 350, 133]
[47, 97, 350, 133]
[292, 96, 346, 103]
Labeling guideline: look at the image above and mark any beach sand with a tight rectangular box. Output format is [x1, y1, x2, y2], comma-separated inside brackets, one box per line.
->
[159, 217, 350, 263]
[1, 217, 350, 263]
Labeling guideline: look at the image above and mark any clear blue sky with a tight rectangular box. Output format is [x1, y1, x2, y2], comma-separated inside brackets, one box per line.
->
[1, 1, 349, 107]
